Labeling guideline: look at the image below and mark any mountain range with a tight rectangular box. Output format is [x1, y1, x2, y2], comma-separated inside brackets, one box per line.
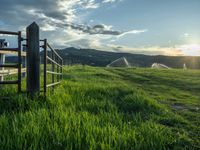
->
[55, 47, 200, 69]
[6, 47, 200, 69]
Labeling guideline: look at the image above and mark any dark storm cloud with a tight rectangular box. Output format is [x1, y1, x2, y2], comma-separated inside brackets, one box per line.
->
[0, 0, 125, 36]
[0, 0, 67, 30]
[60, 23, 122, 35]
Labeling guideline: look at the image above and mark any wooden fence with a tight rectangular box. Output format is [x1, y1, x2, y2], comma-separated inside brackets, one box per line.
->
[0, 31, 23, 93]
[0, 22, 63, 97]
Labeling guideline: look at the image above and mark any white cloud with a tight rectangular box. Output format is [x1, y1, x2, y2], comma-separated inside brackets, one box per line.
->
[103, 0, 117, 3]
[84, 0, 100, 9]
[110, 29, 148, 42]
[40, 23, 57, 31]
[184, 33, 190, 37]
[117, 29, 148, 38]
[180, 33, 191, 38]
[101, 24, 113, 30]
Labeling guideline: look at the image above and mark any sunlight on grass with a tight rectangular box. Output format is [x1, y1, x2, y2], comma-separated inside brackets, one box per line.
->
[0, 66, 199, 149]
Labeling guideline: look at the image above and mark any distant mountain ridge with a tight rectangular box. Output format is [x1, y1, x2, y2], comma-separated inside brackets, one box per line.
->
[55, 47, 200, 69]
[6, 47, 200, 69]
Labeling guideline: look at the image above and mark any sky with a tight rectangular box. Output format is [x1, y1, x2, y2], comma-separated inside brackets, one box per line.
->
[0, 0, 200, 56]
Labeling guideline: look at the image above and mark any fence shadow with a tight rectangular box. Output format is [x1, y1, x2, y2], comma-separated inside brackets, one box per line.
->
[0, 93, 46, 115]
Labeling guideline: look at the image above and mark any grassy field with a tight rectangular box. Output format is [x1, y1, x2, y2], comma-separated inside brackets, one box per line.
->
[0, 66, 199, 149]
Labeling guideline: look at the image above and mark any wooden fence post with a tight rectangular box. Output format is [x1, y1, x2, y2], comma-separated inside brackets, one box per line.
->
[26, 22, 40, 97]
[0, 39, 5, 82]
[18, 31, 22, 93]
[0, 54, 5, 81]
[22, 45, 26, 78]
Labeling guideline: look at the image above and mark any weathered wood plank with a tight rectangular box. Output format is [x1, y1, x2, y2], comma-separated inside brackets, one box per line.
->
[0, 68, 26, 76]
[0, 50, 26, 56]
[0, 30, 19, 35]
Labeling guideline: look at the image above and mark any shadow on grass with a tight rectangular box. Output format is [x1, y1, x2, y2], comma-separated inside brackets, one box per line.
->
[0, 92, 46, 115]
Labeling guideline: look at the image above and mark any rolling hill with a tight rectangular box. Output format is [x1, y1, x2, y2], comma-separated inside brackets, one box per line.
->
[52, 47, 200, 69]
[5, 47, 200, 69]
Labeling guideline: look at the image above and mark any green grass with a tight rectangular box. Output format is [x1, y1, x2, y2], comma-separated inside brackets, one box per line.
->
[0, 66, 199, 149]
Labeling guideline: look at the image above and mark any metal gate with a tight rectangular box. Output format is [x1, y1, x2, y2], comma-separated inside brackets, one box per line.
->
[42, 39, 63, 97]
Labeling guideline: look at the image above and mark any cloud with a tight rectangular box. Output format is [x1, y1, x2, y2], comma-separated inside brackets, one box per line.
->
[0, 0, 150, 55]
[103, 0, 121, 3]
[57, 23, 147, 37]
[180, 33, 191, 38]
[40, 23, 57, 31]
[84, 0, 100, 9]
[0, 0, 132, 36]
[106, 44, 184, 56]
[117, 29, 148, 38]
[24, 9, 146, 37]
[109, 29, 148, 42]
[67, 23, 120, 35]
[0, 0, 101, 28]
[183, 33, 190, 38]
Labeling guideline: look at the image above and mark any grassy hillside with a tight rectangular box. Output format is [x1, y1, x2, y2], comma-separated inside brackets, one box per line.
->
[0, 66, 199, 149]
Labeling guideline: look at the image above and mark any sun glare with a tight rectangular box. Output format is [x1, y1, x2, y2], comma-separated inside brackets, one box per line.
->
[178, 44, 200, 56]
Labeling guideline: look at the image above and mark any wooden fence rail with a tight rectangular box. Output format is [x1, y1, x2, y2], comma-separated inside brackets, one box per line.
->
[0, 68, 26, 76]
[0, 50, 26, 56]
